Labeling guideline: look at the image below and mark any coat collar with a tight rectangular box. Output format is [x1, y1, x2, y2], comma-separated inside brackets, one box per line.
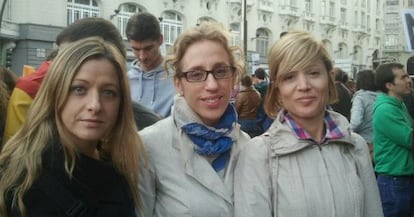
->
[170, 95, 242, 204]
[266, 109, 355, 156]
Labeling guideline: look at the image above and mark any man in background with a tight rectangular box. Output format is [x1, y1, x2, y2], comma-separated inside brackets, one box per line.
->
[126, 12, 175, 118]
[252, 67, 271, 132]
[373, 62, 414, 217]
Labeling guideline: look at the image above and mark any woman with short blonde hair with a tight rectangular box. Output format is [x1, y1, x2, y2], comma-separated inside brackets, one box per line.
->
[235, 30, 383, 217]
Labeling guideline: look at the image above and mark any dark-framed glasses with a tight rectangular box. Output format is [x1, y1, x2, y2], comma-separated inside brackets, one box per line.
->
[181, 66, 236, 82]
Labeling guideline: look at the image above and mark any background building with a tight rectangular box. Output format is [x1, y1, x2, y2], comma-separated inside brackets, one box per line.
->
[383, 0, 414, 73]
[0, 0, 392, 77]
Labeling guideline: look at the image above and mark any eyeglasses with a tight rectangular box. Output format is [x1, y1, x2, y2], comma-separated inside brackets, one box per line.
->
[181, 66, 236, 82]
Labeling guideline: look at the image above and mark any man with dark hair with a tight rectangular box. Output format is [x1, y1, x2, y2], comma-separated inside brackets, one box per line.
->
[126, 12, 175, 118]
[252, 67, 271, 133]
[373, 62, 414, 217]
[252, 67, 268, 99]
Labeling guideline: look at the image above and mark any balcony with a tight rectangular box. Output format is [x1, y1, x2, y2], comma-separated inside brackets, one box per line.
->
[279, 5, 299, 18]
[385, 5, 400, 13]
[258, 1, 273, 13]
[384, 44, 404, 52]
[303, 11, 315, 22]
[352, 24, 367, 34]
[338, 20, 348, 29]
[320, 15, 336, 26]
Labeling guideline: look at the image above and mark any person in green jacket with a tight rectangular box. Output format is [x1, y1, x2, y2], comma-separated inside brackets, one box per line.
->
[373, 62, 414, 217]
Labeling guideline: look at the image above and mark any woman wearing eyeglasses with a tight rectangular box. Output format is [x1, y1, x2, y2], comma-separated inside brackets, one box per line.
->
[138, 22, 250, 217]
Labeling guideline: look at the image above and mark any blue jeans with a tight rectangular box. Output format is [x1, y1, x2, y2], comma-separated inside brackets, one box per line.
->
[377, 175, 414, 217]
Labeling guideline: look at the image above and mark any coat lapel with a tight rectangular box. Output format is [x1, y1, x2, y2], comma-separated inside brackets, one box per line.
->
[173, 129, 233, 204]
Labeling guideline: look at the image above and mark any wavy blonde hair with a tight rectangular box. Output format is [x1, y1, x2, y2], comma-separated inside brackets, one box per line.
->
[164, 22, 245, 84]
[0, 81, 9, 140]
[0, 37, 146, 216]
[264, 30, 337, 117]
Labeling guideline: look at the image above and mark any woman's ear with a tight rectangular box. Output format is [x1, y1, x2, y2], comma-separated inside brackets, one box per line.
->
[174, 78, 184, 96]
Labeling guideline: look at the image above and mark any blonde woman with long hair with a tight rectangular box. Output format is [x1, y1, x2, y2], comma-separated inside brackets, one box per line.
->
[0, 37, 146, 217]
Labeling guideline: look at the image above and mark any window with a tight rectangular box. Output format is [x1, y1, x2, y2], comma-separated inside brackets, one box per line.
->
[340, 8, 346, 22]
[67, 0, 99, 25]
[354, 11, 358, 26]
[329, 1, 335, 18]
[321, 0, 327, 16]
[117, 4, 146, 39]
[256, 29, 269, 57]
[361, 12, 366, 28]
[160, 11, 183, 50]
[385, 34, 398, 46]
[354, 0, 359, 6]
[305, 0, 312, 12]
[385, 0, 398, 6]
[338, 43, 347, 59]
[230, 23, 240, 46]
[376, 1, 381, 13]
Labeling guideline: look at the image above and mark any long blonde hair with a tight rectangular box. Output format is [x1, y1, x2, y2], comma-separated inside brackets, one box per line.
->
[0, 37, 146, 216]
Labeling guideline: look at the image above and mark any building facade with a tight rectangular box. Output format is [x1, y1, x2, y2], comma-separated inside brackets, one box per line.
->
[383, 0, 414, 73]
[0, 0, 386, 77]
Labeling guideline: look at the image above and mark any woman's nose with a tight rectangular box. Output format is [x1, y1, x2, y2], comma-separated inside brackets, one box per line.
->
[205, 73, 219, 90]
[87, 91, 101, 113]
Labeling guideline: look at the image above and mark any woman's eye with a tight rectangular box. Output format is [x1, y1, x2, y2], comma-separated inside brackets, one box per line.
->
[282, 74, 294, 81]
[70, 86, 86, 95]
[102, 89, 118, 97]
[309, 71, 320, 76]
[189, 71, 204, 77]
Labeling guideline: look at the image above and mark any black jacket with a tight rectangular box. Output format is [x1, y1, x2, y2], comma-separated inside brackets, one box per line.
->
[331, 82, 352, 120]
[9, 144, 138, 217]
[132, 102, 161, 130]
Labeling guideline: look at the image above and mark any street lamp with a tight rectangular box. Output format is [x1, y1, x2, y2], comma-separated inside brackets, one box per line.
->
[241, 0, 247, 62]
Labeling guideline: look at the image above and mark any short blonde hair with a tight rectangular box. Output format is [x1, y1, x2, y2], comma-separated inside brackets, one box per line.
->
[264, 30, 337, 117]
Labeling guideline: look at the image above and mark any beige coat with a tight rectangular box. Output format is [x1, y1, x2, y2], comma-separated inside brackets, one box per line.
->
[234, 110, 383, 217]
[139, 96, 250, 217]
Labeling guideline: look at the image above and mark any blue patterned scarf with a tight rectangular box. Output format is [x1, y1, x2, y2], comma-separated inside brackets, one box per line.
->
[181, 105, 236, 172]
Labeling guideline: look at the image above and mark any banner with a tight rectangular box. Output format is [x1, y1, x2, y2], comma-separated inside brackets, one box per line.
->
[402, 9, 414, 52]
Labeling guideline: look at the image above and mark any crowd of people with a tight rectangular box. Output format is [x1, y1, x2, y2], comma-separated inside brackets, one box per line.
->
[0, 11, 413, 217]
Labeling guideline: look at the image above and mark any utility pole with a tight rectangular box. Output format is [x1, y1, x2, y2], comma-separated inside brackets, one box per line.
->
[241, 0, 247, 63]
